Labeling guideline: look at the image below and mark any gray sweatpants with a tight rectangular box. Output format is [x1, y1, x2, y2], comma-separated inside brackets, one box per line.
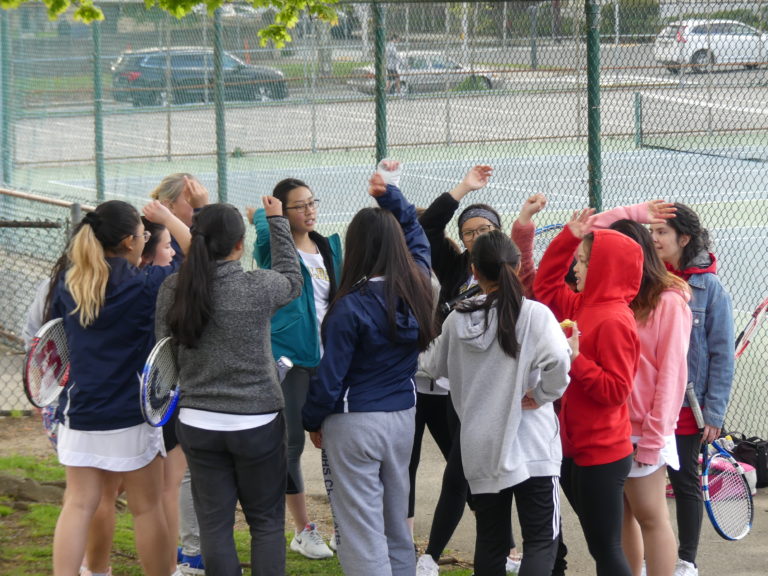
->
[322, 408, 416, 576]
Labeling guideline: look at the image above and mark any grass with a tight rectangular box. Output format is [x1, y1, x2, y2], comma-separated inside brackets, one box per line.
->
[0, 454, 472, 575]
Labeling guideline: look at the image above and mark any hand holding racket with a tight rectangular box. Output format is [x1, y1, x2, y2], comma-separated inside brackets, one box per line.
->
[687, 384, 753, 540]
[23, 318, 70, 408]
[735, 296, 767, 359]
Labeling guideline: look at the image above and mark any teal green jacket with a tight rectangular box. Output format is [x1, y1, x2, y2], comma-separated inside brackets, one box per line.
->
[253, 208, 342, 367]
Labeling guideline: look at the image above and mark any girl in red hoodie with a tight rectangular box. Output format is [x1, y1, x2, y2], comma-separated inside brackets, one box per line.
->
[534, 209, 643, 576]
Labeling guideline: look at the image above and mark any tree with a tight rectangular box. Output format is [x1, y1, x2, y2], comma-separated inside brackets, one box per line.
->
[0, 0, 340, 46]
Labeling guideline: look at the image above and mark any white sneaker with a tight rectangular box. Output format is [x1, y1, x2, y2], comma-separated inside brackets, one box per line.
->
[290, 522, 334, 559]
[505, 555, 521, 574]
[328, 534, 337, 551]
[674, 559, 699, 576]
[416, 554, 440, 576]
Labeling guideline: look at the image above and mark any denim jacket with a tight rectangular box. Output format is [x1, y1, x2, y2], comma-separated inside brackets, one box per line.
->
[684, 271, 734, 428]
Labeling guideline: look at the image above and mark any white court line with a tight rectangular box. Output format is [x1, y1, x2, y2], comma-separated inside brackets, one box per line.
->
[48, 180, 96, 193]
[641, 94, 768, 117]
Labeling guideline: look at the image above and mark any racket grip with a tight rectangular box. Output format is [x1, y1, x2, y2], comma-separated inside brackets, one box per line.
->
[686, 383, 705, 430]
[276, 356, 294, 383]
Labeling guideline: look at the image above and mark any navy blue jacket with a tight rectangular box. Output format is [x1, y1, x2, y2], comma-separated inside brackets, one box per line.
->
[302, 184, 431, 432]
[52, 257, 178, 431]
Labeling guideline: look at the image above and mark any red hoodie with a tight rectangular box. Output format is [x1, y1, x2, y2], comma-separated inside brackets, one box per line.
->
[534, 227, 642, 466]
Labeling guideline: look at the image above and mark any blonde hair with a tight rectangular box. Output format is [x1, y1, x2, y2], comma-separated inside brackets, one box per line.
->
[150, 173, 194, 204]
[65, 226, 109, 327]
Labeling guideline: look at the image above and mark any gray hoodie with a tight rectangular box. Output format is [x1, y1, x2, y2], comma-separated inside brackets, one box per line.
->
[421, 297, 571, 494]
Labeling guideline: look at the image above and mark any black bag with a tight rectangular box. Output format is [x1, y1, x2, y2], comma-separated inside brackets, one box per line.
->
[732, 435, 768, 488]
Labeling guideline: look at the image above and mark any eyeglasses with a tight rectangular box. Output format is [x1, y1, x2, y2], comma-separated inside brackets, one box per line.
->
[285, 199, 320, 214]
[132, 231, 151, 242]
[461, 225, 495, 241]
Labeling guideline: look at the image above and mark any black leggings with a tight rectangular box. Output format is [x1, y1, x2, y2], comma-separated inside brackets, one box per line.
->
[560, 456, 633, 576]
[408, 392, 453, 518]
[425, 399, 515, 560]
[667, 433, 703, 565]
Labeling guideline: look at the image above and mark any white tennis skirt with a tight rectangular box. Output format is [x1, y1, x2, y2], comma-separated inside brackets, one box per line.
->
[58, 422, 166, 472]
[628, 434, 679, 478]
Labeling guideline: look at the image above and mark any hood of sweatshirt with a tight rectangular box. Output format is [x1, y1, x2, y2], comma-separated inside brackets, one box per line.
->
[452, 299, 499, 352]
[580, 229, 643, 308]
[667, 250, 717, 280]
[366, 280, 422, 344]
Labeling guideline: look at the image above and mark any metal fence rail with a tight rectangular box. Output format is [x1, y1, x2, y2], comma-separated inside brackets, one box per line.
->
[0, 1, 766, 436]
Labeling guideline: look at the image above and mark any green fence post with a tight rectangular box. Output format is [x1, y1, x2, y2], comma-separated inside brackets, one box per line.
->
[1, 10, 12, 186]
[530, 5, 538, 71]
[585, 0, 602, 212]
[373, 1, 387, 163]
[634, 92, 642, 148]
[93, 21, 105, 203]
[214, 8, 227, 202]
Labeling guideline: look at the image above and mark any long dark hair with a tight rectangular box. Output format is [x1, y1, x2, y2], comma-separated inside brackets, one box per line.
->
[327, 207, 435, 350]
[168, 204, 244, 348]
[667, 203, 711, 270]
[457, 230, 524, 358]
[609, 219, 689, 323]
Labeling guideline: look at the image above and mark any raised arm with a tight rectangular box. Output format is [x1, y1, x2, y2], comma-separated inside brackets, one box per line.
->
[533, 209, 593, 321]
[143, 201, 191, 256]
[587, 200, 676, 231]
[262, 196, 302, 309]
[369, 167, 431, 272]
[513, 193, 547, 297]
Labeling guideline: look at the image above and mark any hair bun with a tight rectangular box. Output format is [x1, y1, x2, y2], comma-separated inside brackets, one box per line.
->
[82, 211, 101, 230]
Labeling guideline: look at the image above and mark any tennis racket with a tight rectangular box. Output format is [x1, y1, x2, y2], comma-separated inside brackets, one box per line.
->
[140, 336, 179, 427]
[23, 318, 70, 408]
[687, 384, 753, 540]
[734, 296, 768, 359]
[534, 224, 565, 264]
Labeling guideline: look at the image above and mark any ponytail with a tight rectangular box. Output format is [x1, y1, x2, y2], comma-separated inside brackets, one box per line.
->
[167, 204, 244, 348]
[457, 230, 524, 358]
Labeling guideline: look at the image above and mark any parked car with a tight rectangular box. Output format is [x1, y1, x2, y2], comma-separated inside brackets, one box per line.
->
[654, 19, 768, 73]
[111, 47, 288, 107]
[347, 51, 500, 95]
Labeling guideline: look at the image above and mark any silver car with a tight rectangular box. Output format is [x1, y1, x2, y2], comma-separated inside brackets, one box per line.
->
[654, 19, 768, 73]
[347, 51, 499, 95]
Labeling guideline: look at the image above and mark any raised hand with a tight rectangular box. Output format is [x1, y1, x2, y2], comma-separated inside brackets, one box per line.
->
[245, 206, 257, 224]
[142, 200, 174, 224]
[184, 176, 210, 209]
[647, 199, 676, 224]
[567, 208, 595, 239]
[461, 165, 493, 191]
[518, 193, 547, 225]
[262, 196, 283, 217]
[567, 321, 580, 359]
[368, 172, 387, 198]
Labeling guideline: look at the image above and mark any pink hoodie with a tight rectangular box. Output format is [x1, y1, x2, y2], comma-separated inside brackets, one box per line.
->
[589, 204, 692, 465]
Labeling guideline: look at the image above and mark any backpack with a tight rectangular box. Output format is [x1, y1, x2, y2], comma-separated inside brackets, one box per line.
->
[731, 435, 768, 488]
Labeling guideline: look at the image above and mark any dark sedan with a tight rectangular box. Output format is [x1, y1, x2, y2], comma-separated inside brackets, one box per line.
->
[111, 47, 287, 107]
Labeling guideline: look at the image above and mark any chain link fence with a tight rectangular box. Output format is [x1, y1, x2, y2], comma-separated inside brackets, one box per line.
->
[0, 1, 766, 436]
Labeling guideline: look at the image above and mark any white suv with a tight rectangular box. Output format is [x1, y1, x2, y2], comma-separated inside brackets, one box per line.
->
[654, 19, 768, 73]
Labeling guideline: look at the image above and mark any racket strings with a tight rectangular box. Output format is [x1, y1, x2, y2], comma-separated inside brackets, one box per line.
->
[25, 320, 70, 407]
[705, 457, 753, 539]
[141, 339, 179, 426]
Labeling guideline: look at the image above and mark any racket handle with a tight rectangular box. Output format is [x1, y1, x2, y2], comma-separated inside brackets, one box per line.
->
[277, 356, 294, 383]
[686, 383, 705, 430]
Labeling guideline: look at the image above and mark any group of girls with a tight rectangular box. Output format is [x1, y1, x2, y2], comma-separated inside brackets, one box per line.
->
[39, 158, 733, 576]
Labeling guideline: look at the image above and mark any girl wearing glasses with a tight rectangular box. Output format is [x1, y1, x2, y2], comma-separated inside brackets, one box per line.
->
[49, 200, 190, 576]
[246, 179, 342, 559]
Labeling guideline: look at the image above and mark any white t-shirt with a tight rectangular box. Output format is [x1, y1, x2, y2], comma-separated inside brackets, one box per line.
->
[298, 249, 331, 354]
